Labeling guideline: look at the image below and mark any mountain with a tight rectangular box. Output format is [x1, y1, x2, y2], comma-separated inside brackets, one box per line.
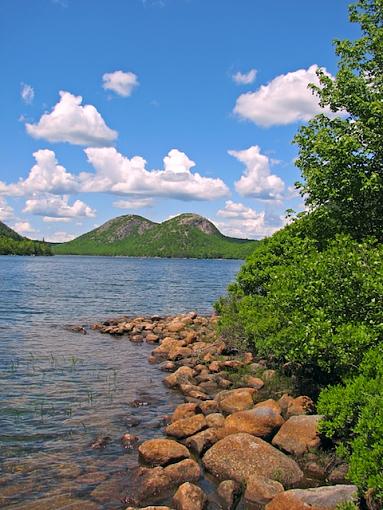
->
[0, 220, 52, 256]
[53, 213, 258, 259]
[0, 220, 23, 241]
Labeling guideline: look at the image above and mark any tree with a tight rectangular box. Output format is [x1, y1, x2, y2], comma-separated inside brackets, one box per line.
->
[294, 0, 383, 241]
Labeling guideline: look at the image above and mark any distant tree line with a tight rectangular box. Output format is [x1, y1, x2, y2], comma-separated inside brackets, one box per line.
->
[0, 236, 53, 256]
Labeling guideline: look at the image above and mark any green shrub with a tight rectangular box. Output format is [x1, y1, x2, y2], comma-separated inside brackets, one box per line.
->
[217, 231, 383, 384]
[318, 346, 383, 505]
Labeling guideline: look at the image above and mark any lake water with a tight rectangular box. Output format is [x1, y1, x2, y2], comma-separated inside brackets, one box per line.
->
[0, 255, 242, 509]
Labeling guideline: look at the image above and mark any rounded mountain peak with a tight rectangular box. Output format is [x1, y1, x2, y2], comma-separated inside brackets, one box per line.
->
[168, 213, 219, 235]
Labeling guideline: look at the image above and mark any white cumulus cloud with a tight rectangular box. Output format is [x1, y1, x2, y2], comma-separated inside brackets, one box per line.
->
[214, 200, 282, 239]
[12, 221, 37, 235]
[113, 198, 154, 209]
[23, 194, 96, 220]
[232, 69, 257, 85]
[1, 148, 229, 202]
[230, 145, 285, 201]
[102, 71, 139, 97]
[82, 147, 229, 201]
[1, 149, 78, 197]
[26, 91, 117, 146]
[0, 197, 14, 221]
[234, 64, 333, 126]
[21, 83, 34, 104]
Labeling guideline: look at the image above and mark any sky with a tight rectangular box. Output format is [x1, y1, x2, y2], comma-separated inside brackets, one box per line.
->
[0, 0, 359, 242]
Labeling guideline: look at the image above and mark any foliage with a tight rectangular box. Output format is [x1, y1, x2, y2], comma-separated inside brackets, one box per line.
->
[335, 503, 359, 510]
[216, 1, 383, 505]
[0, 236, 52, 256]
[53, 213, 257, 259]
[318, 346, 383, 503]
[294, 0, 383, 241]
[217, 231, 383, 383]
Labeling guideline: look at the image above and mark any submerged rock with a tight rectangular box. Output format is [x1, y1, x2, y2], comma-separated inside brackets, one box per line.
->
[126, 459, 201, 505]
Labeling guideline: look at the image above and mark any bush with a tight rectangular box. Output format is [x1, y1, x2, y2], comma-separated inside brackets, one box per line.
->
[318, 346, 383, 505]
[217, 229, 383, 384]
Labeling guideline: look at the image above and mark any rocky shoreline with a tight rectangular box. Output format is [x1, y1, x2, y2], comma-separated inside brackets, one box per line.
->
[88, 312, 359, 510]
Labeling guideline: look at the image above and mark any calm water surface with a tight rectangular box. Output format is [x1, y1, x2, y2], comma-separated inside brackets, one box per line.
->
[0, 255, 241, 508]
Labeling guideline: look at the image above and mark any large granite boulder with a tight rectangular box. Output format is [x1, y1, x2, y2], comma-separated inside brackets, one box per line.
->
[225, 405, 284, 438]
[138, 438, 190, 466]
[272, 415, 323, 456]
[165, 414, 207, 439]
[265, 485, 358, 509]
[202, 433, 303, 486]
[215, 388, 256, 414]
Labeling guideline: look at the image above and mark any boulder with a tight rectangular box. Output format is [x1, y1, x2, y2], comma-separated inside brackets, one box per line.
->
[121, 433, 139, 449]
[209, 361, 221, 372]
[138, 438, 190, 466]
[146, 333, 160, 343]
[265, 485, 358, 510]
[165, 414, 207, 439]
[127, 459, 201, 505]
[287, 396, 315, 418]
[225, 406, 284, 438]
[254, 399, 281, 413]
[153, 338, 181, 359]
[167, 321, 185, 333]
[278, 394, 294, 414]
[244, 376, 265, 389]
[206, 413, 225, 428]
[173, 482, 206, 510]
[163, 367, 194, 388]
[183, 331, 197, 345]
[202, 433, 304, 486]
[197, 380, 220, 396]
[198, 400, 218, 415]
[215, 388, 256, 414]
[244, 475, 284, 506]
[168, 346, 193, 361]
[171, 403, 198, 423]
[272, 415, 323, 456]
[215, 376, 232, 389]
[159, 361, 176, 372]
[179, 384, 210, 400]
[217, 480, 241, 510]
[185, 427, 226, 455]
[328, 464, 349, 484]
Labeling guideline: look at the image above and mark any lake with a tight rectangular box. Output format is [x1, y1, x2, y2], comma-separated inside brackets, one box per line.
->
[0, 255, 242, 508]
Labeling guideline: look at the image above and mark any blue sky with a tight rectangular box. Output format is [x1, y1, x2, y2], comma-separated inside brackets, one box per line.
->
[0, 0, 358, 242]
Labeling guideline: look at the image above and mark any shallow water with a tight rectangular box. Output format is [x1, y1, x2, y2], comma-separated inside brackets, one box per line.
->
[0, 255, 241, 508]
